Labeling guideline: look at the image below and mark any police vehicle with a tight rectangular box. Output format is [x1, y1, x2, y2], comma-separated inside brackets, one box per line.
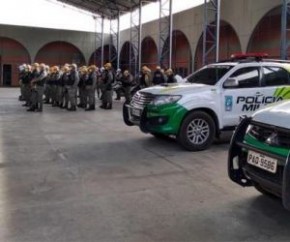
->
[228, 100, 290, 210]
[123, 53, 290, 151]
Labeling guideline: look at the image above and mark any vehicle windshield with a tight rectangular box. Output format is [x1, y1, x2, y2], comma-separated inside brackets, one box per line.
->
[186, 65, 234, 85]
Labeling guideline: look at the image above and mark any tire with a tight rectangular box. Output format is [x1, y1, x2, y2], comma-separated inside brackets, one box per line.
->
[177, 111, 216, 151]
[122, 102, 134, 126]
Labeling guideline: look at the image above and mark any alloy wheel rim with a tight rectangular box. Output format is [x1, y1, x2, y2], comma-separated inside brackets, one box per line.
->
[186, 118, 210, 145]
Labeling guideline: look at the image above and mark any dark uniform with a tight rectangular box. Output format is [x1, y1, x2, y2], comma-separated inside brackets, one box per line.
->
[21, 66, 32, 106]
[121, 71, 134, 103]
[165, 69, 177, 83]
[78, 67, 88, 108]
[100, 63, 114, 110]
[152, 68, 166, 85]
[139, 66, 152, 89]
[65, 65, 79, 111]
[115, 69, 123, 100]
[51, 68, 61, 106]
[29, 64, 47, 112]
[27, 65, 40, 111]
[85, 67, 97, 111]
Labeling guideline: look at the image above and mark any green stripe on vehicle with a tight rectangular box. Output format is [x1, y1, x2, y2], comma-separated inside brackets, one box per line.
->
[146, 103, 188, 134]
[244, 134, 290, 158]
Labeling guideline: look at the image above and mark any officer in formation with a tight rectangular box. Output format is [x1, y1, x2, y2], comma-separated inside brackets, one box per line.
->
[18, 62, 177, 112]
[137, 65, 177, 88]
[18, 62, 119, 112]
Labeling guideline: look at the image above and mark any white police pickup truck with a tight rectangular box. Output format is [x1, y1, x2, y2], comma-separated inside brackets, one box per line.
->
[123, 54, 290, 151]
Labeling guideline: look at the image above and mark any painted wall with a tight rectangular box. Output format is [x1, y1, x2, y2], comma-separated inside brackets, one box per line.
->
[120, 0, 282, 74]
[0, 24, 110, 86]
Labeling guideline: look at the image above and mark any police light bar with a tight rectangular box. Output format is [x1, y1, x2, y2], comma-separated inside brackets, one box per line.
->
[230, 53, 269, 59]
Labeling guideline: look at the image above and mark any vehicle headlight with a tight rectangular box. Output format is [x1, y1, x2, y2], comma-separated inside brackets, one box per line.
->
[150, 95, 181, 106]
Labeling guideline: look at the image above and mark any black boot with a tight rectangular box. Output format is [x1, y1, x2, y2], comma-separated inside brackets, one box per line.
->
[106, 103, 112, 110]
[85, 105, 95, 111]
[99, 103, 107, 109]
[68, 106, 77, 111]
[27, 106, 36, 112]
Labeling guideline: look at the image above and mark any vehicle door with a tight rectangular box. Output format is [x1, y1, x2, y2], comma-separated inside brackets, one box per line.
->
[260, 65, 290, 103]
[221, 66, 263, 127]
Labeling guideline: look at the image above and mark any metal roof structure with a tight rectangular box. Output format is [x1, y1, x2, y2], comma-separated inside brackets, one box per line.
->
[57, 0, 157, 19]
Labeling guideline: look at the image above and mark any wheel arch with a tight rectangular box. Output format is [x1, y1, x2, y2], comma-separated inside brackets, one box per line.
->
[180, 108, 220, 137]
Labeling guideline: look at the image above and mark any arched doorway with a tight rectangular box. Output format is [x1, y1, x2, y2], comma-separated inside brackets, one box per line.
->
[194, 20, 242, 70]
[119, 41, 135, 72]
[141, 36, 158, 70]
[0, 37, 31, 87]
[35, 41, 86, 66]
[89, 45, 117, 69]
[247, 6, 283, 58]
[161, 30, 192, 77]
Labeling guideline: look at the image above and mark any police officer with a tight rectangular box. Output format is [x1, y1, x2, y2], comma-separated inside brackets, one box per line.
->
[44, 66, 52, 104]
[19, 64, 27, 101]
[152, 65, 166, 85]
[65, 64, 79, 111]
[58, 64, 70, 108]
[121, 70, 134, 103]
[115, 68, 123, 100]
[28, 63, 47, 112]
[139, 65, 152, 88]
[85, 65, 97, 111]
[165, 68, 177, 83]
[51, 66, 61, 107]
[21, 65, 32, 107]
[27, 63, 40, 111]
[78, 66, 88, 109]
[100, 63, 114, 110]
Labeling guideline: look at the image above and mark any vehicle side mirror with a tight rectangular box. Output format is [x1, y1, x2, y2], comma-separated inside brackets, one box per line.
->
[223, 77, 239, 88]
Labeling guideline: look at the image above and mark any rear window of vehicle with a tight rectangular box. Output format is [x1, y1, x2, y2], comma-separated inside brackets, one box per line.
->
[263, 66, 290, 86]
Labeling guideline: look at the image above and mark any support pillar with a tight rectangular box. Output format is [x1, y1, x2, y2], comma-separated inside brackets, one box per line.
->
[159, 0, 173, 69]
[129, 0, 142, 76]
[281, 0, 290, 59]
[109, 12, 120, 69]
[202, 0, 220, 66]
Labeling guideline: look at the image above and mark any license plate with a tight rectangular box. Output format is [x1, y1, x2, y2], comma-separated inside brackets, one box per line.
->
[131, 108, 141, 117]
[247, 150, 278, 174]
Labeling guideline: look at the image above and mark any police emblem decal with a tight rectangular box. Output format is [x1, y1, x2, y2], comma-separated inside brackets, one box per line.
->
[225, 96, 233, 111]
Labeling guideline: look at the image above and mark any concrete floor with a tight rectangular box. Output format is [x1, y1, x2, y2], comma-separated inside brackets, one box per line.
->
[0, 88, 290, 242]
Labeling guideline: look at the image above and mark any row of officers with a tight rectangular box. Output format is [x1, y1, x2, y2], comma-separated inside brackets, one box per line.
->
[19, 62, 178, 112]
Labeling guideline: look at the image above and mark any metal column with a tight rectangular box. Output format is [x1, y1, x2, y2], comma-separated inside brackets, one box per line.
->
[93, 15, 105, 66]
[159, 0, 173, 69]
[281, 0, 290, 59]
[129, 0, 142, 75]
[202, 0, 220, 66]
[101, 16, 105, 66]
[109, 12, 120, 69]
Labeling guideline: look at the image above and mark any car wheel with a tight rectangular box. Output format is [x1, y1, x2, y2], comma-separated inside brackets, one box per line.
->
[177, 111, 215, 151]
[123, 102, 134, 126]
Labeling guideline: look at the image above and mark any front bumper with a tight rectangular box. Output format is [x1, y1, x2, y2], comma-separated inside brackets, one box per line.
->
[123, 103, 187, 135]
[228, 117, 290, 210]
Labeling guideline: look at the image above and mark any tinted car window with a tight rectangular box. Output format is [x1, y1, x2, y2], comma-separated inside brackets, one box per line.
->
[263, 66, 289, 86]
[187, 65, 233, 85]
[229, 67, 260, 88]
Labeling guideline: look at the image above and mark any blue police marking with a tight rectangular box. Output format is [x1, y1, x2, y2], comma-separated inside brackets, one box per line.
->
[225, 96, 233, 111]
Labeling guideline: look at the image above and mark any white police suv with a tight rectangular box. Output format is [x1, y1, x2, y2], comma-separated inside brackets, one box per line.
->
[123, 53, 290, 151]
